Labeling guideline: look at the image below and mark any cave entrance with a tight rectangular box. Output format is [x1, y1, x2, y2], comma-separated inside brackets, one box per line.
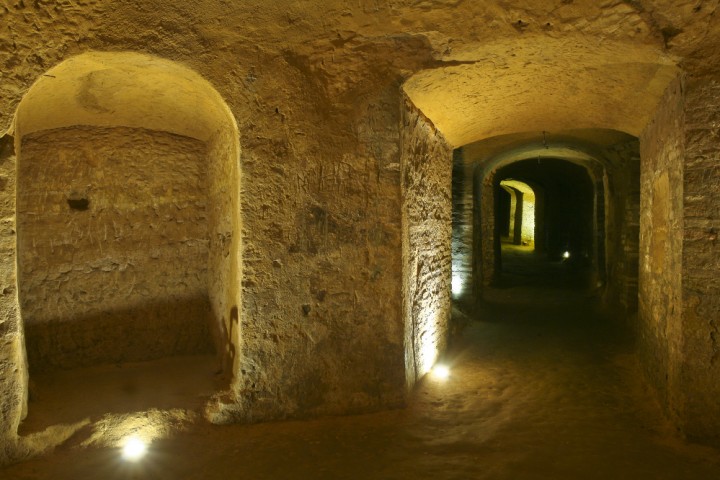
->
[14, 52, 241, 431]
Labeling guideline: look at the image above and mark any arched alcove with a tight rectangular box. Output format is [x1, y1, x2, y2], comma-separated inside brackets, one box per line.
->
[13, 52, 241, 426]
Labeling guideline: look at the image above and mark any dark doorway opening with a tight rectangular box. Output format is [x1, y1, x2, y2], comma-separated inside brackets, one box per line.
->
[494, 159, 595, 290]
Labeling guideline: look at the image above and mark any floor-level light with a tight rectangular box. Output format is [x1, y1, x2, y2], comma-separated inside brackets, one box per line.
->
[562, 251, 570, 259]
[432, 364, 450, 380]
[121, 436, 148, 462]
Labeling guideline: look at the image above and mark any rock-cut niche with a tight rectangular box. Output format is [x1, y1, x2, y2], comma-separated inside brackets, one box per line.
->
[14, 52, 241, 383]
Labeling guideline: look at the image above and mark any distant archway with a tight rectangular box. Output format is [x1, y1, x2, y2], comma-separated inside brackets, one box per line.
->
[499, 179, 536, 247]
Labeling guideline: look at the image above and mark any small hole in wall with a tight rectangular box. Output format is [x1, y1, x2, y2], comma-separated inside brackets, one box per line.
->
[67, 197, 90, 211]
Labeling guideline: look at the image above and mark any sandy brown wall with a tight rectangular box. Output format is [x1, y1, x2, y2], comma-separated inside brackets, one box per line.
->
[679, 76, 720, 442]
[216, 58, 415, 421]
[205, 124, 241, 377]
[0, 135, 25, 464]
[638, 72, 720, 446]
[401, 99, 453, 388]
[0, 3, 435, 426]
[478, 168, 497, 288]
[17, 127, 214, 371]
[638, 76, 685, 424]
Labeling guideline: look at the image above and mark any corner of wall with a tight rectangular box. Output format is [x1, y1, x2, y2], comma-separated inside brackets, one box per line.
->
[400, 96, 453, 390]
[637, 73, 686, 433]
[0, 134, 26, 465]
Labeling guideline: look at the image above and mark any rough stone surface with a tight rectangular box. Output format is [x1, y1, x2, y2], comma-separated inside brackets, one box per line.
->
[0, 135, 25, 465]
[638, 75, 685, 430]
[401, 99, 453, 387]
[450, 148, 475, 307]
[17, 127, 215, 370]
[204, 122, 241, 380]
[0, 0, 720, 465]
[601, 140, 642, 312]
[680, 76, 720, 443]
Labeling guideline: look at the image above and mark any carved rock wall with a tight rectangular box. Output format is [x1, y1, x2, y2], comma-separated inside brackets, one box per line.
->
[17, 127, 215, 370]
[0, 136, 25, 465]
[402, 99, 453, 387]
[602, 140, 641, 313]
[638, 75, 685, 428]
[679, 76, 720, 443]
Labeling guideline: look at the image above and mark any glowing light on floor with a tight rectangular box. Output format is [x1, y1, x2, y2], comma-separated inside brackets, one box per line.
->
[432, 364, 450, 380]
[121, 436, 148, 462]
[563, 251, 570, 259]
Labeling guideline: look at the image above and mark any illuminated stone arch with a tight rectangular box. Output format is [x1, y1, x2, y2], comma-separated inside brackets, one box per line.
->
[12, 51, 242, 418]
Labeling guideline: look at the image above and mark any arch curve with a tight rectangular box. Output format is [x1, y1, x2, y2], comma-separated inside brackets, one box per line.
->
[14, 51, 236, 142]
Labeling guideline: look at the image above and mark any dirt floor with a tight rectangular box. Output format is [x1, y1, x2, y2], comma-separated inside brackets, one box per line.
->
[3, 247, 720, 479]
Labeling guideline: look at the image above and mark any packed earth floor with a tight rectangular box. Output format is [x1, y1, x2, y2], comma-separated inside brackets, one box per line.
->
[3, 249, 720, 479]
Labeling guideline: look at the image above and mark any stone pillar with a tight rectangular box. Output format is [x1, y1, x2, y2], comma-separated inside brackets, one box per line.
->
[513, 189, 524, 245]
[639, 72, 720, 446]
[638, 74, 685, 434]
[0, 135, 24, 463]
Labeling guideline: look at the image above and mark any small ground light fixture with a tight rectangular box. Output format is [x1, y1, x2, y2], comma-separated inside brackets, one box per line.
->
[121, 436, 148, 462]
[432, 364, 450, 380]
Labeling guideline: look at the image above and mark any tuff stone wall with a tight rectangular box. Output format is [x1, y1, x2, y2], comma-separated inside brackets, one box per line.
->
[0, 11, 439, 436]
[478, 167, 498, 287]
[638, 76, 685, 427]
[17, 127, 215, 371]
[401, 99, 453, 387]
[680, 76, 720, 443]
[1, 0, 720, 463]
[205, 124, 241, 377]
[223, 72, 410, 422]
[602, 140, 641, 312]
[0, 136, 25, 465]
[450, 148, 475, 308]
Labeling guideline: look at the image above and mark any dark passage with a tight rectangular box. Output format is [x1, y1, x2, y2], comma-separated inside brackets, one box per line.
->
[495, 158, 596, 290]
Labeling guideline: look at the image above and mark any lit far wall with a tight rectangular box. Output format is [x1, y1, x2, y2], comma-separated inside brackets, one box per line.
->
[500, 179, 536, 247]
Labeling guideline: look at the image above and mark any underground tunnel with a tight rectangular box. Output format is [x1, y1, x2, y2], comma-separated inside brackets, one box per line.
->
[1, 2, 720, 478]
[494, 158, 598, 289]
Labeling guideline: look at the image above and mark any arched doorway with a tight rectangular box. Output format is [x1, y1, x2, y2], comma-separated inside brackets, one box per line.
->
[465, 131, 639, 305]
[498, 179, 536, 248]
[14, 52, 241, 427]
